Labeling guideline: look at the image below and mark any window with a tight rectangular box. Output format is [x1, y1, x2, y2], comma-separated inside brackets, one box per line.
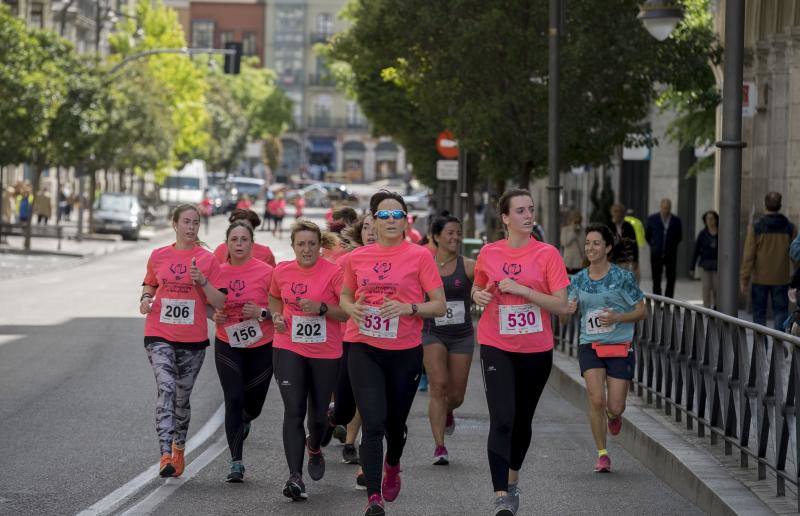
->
[242, 32, 257, 56]
[192, 20, 214, 49]
[219, 31, 234, 49]
[315, 13, 333, 36]
[276, 5, 304, 31]
[30, 2, 44, 28]
[346, 101, 366, 126]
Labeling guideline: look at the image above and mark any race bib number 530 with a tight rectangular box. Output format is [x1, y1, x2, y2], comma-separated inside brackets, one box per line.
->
[159, 298, 195, 325]
[360, 306, 399, 339]
[499, 304, 543, 335]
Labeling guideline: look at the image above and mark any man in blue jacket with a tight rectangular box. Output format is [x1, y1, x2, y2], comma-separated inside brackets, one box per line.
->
[645, 198, 683, 298]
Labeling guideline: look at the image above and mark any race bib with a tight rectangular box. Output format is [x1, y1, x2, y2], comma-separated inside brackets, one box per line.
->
[159, 298, 195, 325]
[499, 304, 543, 335]
[292, 315, 327, 343]
[586, 309, 615, 335]
[360, 306, 399, 339]
[434, 301, 466, 326]
[225, 319, 263, 348]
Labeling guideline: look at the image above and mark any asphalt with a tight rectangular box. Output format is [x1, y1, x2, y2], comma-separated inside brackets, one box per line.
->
[0, 211, 702, 515]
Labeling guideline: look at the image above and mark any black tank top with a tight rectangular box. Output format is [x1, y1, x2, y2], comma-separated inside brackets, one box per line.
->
[424, 256, 474, 338]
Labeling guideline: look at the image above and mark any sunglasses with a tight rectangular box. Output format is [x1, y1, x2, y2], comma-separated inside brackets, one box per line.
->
[374, 209, 407, 220]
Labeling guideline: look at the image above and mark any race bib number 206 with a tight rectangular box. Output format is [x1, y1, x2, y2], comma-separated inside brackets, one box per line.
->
[159, 298, 195, 325]
[499, 304, 543, 335]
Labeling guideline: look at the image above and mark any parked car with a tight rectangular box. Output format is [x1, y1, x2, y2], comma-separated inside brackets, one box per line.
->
[289, 182, 355, 208]
[206, 185, 226, 214]
[224, 176, 265, 212]
[91, 192, 144, 240]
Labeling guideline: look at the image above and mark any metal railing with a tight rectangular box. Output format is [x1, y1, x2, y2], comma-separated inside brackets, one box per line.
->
[554, 293, 800, 510]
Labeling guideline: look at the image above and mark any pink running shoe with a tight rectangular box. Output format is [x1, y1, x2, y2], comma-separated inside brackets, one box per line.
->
[433, 445, 449, 465]
[445, 412, 455, 435]
[381, 459, 402, 502]
[364, 493, 385, 516]
[594, 454, 611, 473]
[607, 414, 622, 435]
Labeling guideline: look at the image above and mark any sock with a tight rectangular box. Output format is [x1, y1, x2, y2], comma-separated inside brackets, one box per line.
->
[598, 449, 608, 457]
[607, 410, 618, 420]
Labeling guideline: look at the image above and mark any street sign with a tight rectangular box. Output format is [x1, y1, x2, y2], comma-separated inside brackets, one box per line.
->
[742, 81, 756, 117]
[436, 160, 459, 180]
[436, 130, 459, 159]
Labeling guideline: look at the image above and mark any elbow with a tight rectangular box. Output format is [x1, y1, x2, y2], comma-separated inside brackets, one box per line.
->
[432, 300, 447, 317]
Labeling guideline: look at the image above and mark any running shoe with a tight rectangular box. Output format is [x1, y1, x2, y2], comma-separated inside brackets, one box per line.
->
[282, 473, 308, 501]
[493, 495, 515, 516]
[171, 443, 185, 477]
[433, 445, 449, 466]
[226, 460, 245, 483]
[355, 470, 367, 490]
[320, 405, 336, 447]
[607, 413, 622, 436]
[159, 453, 175, 478]
[594, 454, 611, 473]
[342, 444, 359, 464]
[364, 494, 385, 516]
[333, 424, 348, 444]
[381, 459, 401, 502]
[507, 483, 520, 514]
[445, 411, 455, 436]
[307, 444, 326, 481]
[418, 373, 428, 392]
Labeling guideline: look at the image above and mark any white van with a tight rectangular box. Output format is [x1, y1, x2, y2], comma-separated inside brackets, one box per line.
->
[159, 159, 208, 208]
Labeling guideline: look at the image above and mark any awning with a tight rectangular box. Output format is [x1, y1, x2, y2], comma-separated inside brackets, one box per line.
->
[308, 138, 335, 155]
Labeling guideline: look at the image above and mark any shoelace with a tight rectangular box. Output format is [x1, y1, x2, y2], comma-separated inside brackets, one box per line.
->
[367, 494, 384, 507]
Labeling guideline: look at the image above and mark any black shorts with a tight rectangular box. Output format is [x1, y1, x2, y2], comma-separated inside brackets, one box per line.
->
[578, 344, 635, 381]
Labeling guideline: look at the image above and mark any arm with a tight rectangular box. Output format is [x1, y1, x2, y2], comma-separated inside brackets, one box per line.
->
[464, 257, 476, 282]
[497, 278, 569, 315]
[378, 287, 447, 319]
[298, 297, 348, 322]
[190, 257, 226, 310]
[691, 232, 702, 271]
[740, 225, 756, 285]
[599, 299, 647, 325]
[792, 232, 800, 263]
[268, 294, 287, 333]
[340, 286, 368, 326]
[644, 217, 653, 246]
[139, 285, 156, 315]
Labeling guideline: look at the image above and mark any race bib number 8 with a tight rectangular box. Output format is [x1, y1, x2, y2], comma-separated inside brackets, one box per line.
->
[159, 298, 195, 325]
[586, 309, 615, 335]
[360, 306, 399, 339]
[292, 315, 326, 343]
[499, 304, 543, 335]
[434, 301, 466, 326]
[225, 319, 263, 348]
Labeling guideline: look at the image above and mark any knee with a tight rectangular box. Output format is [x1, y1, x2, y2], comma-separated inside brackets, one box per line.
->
[428, 378, 448, 400]
[606, 399, 626, 417]
[448, 391, 465, 409]
[588, 392, 606, 413]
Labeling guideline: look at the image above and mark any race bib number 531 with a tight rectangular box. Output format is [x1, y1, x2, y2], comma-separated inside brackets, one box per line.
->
[360, 306, 399, 339]
[160, 298, 195, 325]
[499, 304, 543, 335]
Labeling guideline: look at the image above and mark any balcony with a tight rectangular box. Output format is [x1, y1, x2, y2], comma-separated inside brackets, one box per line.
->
[306, 116, 370, 130]
[278, 71, 304, 87]
[307, 73, 337, 87]
[309, 31, 334, 44]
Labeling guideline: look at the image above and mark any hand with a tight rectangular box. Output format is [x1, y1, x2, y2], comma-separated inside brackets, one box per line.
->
[139, 298, 153, 315]
[190, 257, 206, 286]
[599, 309, 617, 326]
[272, 313, 287, 333]
[472, 287, 493, 307]
[212, 308, 227, 325]
[740, 280, 749, 297]
[498, 278, 529, 297]
[565, 299, 578, 315]
[379, 296, 410, 319]
[241, 301, 261, 320]
[298, 298, 321, 314]
[348, 294, 368, 326]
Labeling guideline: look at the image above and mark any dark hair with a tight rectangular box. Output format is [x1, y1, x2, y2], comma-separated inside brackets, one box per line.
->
[765, 192, 782, 212]
[585, 223, 615, 256]
[497, 189, 533, 219]
[225, 221, 254, 241]
[342, 214, 371, 248]
[171, 204, 206, 247]
[332, 206, 358, 225]
[431, 215, 461, 247]
[702, 210, 719, 228]
[290, 218, 322, 245]
[229, 208, 261, 228]
[370, 189, 408, 215]
[327, 220, 347, 234]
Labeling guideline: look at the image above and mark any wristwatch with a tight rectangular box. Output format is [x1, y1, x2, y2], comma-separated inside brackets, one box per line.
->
[259, 308, 269, 322]
[318, 302, 328, 316]
[410, 303, 418, 316]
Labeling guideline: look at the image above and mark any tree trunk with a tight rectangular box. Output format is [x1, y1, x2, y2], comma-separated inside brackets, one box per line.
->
[24, 162, 43, 251]
[55, 166, 61, 226]
[518, 160, 532, 189]
[464, 155, 477, 238]
[119, 169, 126, 192]
[89, 171, 97, 231]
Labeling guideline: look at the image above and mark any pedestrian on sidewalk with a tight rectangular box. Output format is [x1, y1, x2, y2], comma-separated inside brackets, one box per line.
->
[645, 199, 682, 298]
[561, 211, 585, 275]
[740, 192, 797, 330]
[690, 210, 719, 309]
[16, 184, 33, 223]
[2, 186, 15, 224]
[609, 203, 640, 282]
[33, 187, 52, 225]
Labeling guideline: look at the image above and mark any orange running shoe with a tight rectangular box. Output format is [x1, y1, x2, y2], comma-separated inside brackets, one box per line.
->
[159, 453, 175, 478]
[171, 443, 185, 477]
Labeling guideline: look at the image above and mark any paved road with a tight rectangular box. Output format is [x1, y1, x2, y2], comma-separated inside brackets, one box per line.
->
[0, 212, 701, 515]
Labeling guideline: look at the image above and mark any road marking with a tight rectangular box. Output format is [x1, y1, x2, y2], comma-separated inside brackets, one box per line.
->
[76, 404, 224, 516]
[0, 335, 23, 347]
[120, 436, 227, 515]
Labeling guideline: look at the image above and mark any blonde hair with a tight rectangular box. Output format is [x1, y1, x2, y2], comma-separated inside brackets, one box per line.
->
[171, 204, 207, 247]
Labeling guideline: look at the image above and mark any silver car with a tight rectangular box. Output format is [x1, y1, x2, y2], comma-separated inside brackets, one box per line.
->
[92, 193, 144, 241]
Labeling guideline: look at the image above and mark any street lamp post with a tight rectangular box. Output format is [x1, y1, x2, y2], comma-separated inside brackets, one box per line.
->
[546, 0, 562, 249]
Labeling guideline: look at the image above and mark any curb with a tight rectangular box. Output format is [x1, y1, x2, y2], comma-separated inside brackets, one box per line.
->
[549, 351, 774, 516]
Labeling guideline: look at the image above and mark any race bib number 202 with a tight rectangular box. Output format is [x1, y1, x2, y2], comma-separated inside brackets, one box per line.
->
[292, 315, 326, 343]
[499, 304, 543, 335]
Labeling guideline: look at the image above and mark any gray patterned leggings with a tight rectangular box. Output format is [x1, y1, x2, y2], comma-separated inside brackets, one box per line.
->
[145, 341, 207, 455]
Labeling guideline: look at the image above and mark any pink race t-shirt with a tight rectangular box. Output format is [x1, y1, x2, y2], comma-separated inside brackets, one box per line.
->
[214, 258, 274, 348]
[342, 240, 443, 350]
[474, 237, 569, 353]
[214, 242, 276, 267]
[270, 258, 344, 358]
[142, 245, 224, 345]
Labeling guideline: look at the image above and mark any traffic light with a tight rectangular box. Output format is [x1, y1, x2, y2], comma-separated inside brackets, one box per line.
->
[224, 42, 242, 74]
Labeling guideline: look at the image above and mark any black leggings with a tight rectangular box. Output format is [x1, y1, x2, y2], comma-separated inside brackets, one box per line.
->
[333, 341, 357, 426]
[214, 339, 273, 462]
[349, 344, 422, 497]
[273, 347, 340, 476]
[480, 345, 552, 491]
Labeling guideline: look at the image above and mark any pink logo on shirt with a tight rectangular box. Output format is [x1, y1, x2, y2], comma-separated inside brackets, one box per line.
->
[373, 261, 392, 280]
[454, 279, 462, 287]
[229, 279, 245, 297]
[291, 282, 308, 295]
[170, 263, 187, 279]
[502, 262, 522, 277]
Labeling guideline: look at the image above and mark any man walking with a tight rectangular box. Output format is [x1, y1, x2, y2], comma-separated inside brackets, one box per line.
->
[740, 192, 797, 329]
[645, 198, 682, 298]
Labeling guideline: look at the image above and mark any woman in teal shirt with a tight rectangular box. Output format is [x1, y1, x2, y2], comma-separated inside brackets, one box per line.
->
[566, 224, 646, 473]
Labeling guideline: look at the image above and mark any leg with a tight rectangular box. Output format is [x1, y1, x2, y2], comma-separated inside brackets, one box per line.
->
[241, 343, 273, 424]
[446, 350, 472, 412]
[480, 345, 516, 494]
[711, 271, 719, 309]
[701, 269, 712, 308]
[348, 344, 387, 497]
[172, 347, 207, 447]
[583, 368, 608, 451]
[214, 340, 246, 461]
[508, 350, 552, 474]
[383, 346, 423, 466]
[751, 284, 768, 327]
[650, 255, 663, 295]
[306, 358, 340, 451]
[333, 342, 357, 426]
[346, 410, 362, 445]
[145, 342, 178, 455]
[605, 377, 630, 419]
[423, 341, 450, 447]
[665, 254, 678, 298]
[274, 348, 310, 476]
[771, 284, 790, 331]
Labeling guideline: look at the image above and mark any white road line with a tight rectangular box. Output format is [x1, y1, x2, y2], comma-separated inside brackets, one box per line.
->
[120, 436, 228, 515]
[75, 404, 224, 516]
